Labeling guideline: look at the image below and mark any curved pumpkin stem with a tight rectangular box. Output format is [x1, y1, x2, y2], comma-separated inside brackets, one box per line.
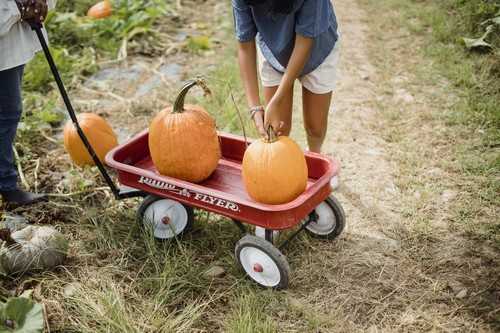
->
[266, 125, 279, 143]
[173, 78, 211, 114]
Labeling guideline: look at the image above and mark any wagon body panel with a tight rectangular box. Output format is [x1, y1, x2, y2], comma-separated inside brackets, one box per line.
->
[106, 131, 339, 230]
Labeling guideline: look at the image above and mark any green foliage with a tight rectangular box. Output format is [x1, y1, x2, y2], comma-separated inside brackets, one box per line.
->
[187, 35, 212, 53]
[412, 0, 500, 139]
[23, 46, 97, 93]
[24, 0, 171, 93]
[0, 296, 44, 333]
[20, 0, 172, 141]
[463, 24, 497, 50]
[47, 0, 170, 52]
[371, 0, 500, 244]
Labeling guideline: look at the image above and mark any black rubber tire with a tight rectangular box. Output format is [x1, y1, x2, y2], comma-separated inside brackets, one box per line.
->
[136, 195, 194, 240]
[305, 195, 346, 240]
[235, 235, 290, 289]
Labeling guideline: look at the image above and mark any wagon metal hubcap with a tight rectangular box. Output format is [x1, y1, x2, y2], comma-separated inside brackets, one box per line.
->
[253, 263, 263, 273]
[239, 247, 281, 287]
[306, 203, 336, 235]
[143, 199, 188, 239]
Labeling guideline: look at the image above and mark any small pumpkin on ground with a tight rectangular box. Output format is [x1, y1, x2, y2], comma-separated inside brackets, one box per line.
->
[242, 128, 308, 205]
[63, 113, 118, 167]
[0, 226, 69, 275]
[87, 0, 112, 19]
[149, 79, 221, 183]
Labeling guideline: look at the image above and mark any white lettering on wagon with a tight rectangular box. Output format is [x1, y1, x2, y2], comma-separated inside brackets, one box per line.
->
[138, 176, 240, 212]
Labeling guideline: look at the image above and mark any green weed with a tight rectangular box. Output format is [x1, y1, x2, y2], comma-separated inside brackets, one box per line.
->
[362, 0, 500, 246]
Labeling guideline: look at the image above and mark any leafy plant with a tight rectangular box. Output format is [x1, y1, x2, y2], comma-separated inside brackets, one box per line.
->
[463, 10, 500, 51]
[463, 24, 496, 50]
[0, 296, 44, 333]
[20, 0, 174, 148]
[187, 35, 212, 53]
[46, 0, 171, 58]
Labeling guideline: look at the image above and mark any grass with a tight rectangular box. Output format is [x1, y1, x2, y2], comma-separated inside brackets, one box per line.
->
[355, 0, 500, 329]
[401, 0, 499, 136]
[224, 291, 278, 333]
[360, 0, 500, 246]
[3, 0, 500, 331]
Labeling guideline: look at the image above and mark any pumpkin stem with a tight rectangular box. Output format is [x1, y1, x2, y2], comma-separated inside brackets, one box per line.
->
[266, 125, 279, 143]
[173, 78, 211, 114]
[0, 228, 18, 247]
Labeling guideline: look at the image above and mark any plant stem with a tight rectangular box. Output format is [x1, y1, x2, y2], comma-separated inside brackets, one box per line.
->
[173, 78, 211, 113]
[266, 125, 278, 143]
[229, 86, 249, 147]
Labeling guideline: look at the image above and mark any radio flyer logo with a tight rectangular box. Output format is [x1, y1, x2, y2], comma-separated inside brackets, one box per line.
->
[138, 176, 240, 212]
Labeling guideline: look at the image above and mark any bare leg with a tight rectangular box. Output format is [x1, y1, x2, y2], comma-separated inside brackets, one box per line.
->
[263, 85, 294, 136]
[302, 86, 333, 153]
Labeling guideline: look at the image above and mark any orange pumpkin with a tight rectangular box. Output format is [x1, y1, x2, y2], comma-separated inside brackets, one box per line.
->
[63, 113, 118, 167]
[87, 0, 112, 19]
[242, 132, 308, 205]
[149, 79, 221, 183]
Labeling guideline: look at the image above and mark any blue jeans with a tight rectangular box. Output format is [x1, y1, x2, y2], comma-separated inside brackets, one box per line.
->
[0, 65, 24, 191]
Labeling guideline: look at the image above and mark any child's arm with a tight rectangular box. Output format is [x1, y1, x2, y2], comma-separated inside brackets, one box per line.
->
[264, 35, 313, 133]
[232, 0, 266, 136]
[238, 40, 266, 136]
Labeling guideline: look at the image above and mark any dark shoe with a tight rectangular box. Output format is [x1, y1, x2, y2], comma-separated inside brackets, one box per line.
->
[0, 189, 47, 206]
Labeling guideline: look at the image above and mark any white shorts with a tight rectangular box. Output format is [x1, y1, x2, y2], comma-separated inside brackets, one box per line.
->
[258, 39, 341, 95]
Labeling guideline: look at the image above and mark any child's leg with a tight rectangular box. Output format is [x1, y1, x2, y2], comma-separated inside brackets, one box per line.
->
[302, 86, 332, 153]
[263, 85, 294, 136]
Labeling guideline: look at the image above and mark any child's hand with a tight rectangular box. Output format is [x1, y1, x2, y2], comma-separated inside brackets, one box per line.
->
[264, 96, 285, 137]
[16, 0, 48, 23]
[252, 110, 267, 138]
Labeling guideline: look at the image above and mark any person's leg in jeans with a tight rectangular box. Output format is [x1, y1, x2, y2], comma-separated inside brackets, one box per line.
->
[0, 65, 46, 205]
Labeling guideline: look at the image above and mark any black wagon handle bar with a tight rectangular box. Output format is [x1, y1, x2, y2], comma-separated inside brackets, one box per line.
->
[31, 23, 121, 198]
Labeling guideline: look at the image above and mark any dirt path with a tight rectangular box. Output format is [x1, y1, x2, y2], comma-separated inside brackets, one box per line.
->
[6, 0, 497, 331]
[287, 1, 498, 332]
[294, 0, 401, 245]
[292, 0, 403, 255]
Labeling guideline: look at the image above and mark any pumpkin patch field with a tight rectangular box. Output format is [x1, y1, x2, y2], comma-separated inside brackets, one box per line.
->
[0, 0, 498, 332]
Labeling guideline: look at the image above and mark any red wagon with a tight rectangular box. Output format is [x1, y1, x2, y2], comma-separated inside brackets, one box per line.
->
[105, 130, 345, 289]
[34, 25, 346, 289]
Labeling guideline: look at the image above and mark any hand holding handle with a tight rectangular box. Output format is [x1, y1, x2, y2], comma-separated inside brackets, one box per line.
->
[16, 0, 48, 25]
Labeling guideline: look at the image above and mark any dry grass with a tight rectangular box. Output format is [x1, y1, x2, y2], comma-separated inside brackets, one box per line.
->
[0, 0, 498, 332]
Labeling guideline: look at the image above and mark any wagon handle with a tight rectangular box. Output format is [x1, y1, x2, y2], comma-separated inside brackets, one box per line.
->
[31, 24, 126, 199]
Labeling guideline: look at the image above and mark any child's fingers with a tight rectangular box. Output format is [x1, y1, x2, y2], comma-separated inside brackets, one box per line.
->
[254, 116, 267, 138]
[276, 121, 285, 136]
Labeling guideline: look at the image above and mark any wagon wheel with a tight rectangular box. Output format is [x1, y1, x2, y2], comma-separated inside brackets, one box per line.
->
[305, 195, 345, 240]
[235, 235, 290, 289]
[137, 195, 194, 240]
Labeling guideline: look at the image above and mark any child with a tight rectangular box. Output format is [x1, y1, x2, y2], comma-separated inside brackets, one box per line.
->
[232, 0, 340, 155]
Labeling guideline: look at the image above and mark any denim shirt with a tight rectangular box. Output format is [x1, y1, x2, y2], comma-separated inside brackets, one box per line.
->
[232, 0, 338, 76]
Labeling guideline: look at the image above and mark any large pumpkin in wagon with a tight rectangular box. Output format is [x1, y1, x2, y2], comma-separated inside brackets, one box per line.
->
[63, 113, 118, 167]
[149, 79, 221, 183]
[242, 130, 308, 205]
